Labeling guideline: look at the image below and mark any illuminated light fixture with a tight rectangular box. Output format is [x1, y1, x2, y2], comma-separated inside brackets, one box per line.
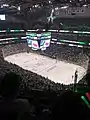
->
[69, 44, 74, 46]
[49, 1, 52, 3]
[55, 7, 58, 10]
[42, 29, 45, 31]
[61, 6, 68, 9]
[52, 9, 54, 13]
[48, 30, 57, 32]
[73, 31, 78, 33]
[1, 4, 9, 8]
[59, 30, 70, 32]
[60, 23, 63, 25]
[35, 5, 39, 8]
[18, 6, 20, 11]
[10, 6, 17, 8]
[0, 37, 18, 41]
[51, 41, 55, 43]
[77, 45, 83, 48]
[3, 4, 9, 7]
[33, 37, 37, 39]
[86, 32, 90, 34]
[57, 42, 62, 45]
[52, 38, 57, 41]
[0, 30, 6, 32]
[83, 4, 87, 7]
[30, 8, 32, 10]
[27, 30, 36, 31]
[21, 37, 27, 39]
[10, 30, 24, 32]
[73, 31, 90, 34]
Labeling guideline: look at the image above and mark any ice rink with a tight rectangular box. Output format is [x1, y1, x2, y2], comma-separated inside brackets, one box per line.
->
[4, 52, 86, 84]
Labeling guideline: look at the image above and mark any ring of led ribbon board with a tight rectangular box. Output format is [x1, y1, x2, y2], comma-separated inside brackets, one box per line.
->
[81, 92, 90, 108]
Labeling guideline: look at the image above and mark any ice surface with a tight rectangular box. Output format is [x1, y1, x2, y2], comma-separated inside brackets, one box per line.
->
[4, 52, 86, 85]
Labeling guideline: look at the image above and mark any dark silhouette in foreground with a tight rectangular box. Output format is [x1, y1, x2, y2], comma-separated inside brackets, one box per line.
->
[0, 72, 32, 120]
[52, 91, 90, 120]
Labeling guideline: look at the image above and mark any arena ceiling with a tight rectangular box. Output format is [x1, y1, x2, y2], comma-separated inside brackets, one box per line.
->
[0, 0, 90, 28]
[0, 0, 90, 5]
[0, 0, 90, 13]
[0, 0, 89, 14]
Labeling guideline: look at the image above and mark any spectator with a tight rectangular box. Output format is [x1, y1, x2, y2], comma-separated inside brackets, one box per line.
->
[52, 91, 90, 120]
[0, 72, 33, 120]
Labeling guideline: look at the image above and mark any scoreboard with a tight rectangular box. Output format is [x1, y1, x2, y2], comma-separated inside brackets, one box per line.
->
[26, 32, 51, 50]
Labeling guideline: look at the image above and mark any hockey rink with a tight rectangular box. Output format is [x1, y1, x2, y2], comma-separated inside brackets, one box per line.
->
[4, 52, 86, 84]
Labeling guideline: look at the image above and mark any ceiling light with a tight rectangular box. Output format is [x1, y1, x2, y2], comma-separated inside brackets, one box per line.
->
[18, 6, 20, 11]
[55, 7, 58, 10]
[35, 5, 38, 8]
[52, 9, 54, 13]
[61, 6, 68, 9]
[30, 8, 32, 10]
[10, 6, 17, 8]
[49, 1, 51, 3]
[83, 4, 87, 7]
[1, 4, 9, 7]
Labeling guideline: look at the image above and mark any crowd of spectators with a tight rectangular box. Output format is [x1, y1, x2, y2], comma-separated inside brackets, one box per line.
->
[0, 42, 90, 120]
[0, 72, 90, 120]
[1, 42, 89, 92]
[42, 44, 89, 69]
[2, 43, 28, 57]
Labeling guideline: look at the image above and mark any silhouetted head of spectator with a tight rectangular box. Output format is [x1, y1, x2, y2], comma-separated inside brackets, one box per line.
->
[52, 91, 88, 120]
[0, 72, 21, 100]
[85, 72, 90, 86]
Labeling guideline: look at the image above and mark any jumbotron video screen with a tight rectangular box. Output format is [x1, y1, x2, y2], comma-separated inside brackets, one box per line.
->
[26, 32, 51, 50]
